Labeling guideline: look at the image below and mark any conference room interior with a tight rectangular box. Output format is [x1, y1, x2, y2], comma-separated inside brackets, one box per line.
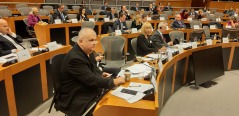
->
[0, 0, 239, 116]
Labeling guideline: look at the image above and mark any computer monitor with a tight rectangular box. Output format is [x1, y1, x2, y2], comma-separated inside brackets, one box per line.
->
[192, 46, 224, 87]
[222, 28, 239, 39]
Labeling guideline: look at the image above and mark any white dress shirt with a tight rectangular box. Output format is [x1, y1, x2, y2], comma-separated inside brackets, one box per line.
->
[0, 33, 24, 53]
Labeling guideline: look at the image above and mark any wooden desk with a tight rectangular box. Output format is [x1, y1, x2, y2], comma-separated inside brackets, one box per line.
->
[0, 46, 71, 116]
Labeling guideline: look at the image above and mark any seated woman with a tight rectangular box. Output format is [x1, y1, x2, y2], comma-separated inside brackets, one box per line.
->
[227, 7, 234, 14]
[137, 22, 158, 57]
[77, 7, 89, 22]
[131, 14, 142, 30]
[180, 9, 189, 20]
[27, 7, 41, 30]
[227, 16, 238, 28]
[153, 5, 159, 15]
[194, 9, 204, 20]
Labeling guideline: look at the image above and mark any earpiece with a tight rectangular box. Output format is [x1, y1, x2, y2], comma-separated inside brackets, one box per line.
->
[160, 27, 162, 29]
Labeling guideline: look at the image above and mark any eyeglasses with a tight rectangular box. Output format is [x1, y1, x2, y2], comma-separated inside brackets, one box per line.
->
[89, 40, 98, 44]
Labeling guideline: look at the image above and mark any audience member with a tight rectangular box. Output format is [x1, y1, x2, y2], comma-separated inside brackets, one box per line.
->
[77, 7, 89, 22]
[173, 14, 186, 28]
[195, 9, 204, 20]
[227, 7, 234, 14]
[228, 8, 239, 17]
[203, 6, 209, 12]
[27, 7, 41, 30]
[227, 16, 238, 28]
[153, 5, 159, 15]
[158, 2, 164, 12]
[101, 1, 109, 10]
[112, 13, 130, 32]
[101, 8, 118, 34]
[140, 8, 145, 15]
[164, 3, 173, 11]
[131, 14, 142, 30]
[180, 9, 189, 20]
[132, 3, 140, 11]
[52, 4, 70, 23]
[189, 8, 197, 16]
[141, 15, 147, 24]
[119, 5, 130, 20]
[149, 4, 153, 12]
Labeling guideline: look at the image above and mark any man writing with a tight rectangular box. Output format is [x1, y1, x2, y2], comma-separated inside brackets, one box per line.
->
[58, 28, 125, 116]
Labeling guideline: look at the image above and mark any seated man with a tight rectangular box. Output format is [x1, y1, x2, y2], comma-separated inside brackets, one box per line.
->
[151, 22, 173, 49]
[172, 14, 186, 28]
[107, 8, 118, 21]
[101, 1, 109, 10]
[139, 8, 145, 15]
[164, 2, 173, 11]
[0, 19, 24, 56]
[132, 3, 139, 11]
[101, 8, 119, 34]
[58, 28, 125, 116]
[112, 13, 130, 33]
[141, 15, 147, 25]
[52, 4, 70, 23]
[119, 5, 130, 20]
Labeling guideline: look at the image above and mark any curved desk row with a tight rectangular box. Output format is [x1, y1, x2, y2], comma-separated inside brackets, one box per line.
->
[93, 42, 239, 116]
[0, 46, 71, 116]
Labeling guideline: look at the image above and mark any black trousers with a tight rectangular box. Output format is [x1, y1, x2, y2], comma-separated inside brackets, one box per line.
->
[101, 22, 113, 34]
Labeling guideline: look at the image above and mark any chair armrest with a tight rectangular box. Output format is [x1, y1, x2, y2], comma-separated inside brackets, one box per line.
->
[125, 52, 130, 56]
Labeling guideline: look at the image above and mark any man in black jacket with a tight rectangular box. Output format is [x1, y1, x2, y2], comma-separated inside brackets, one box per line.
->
[58, 28, 125, 116]
[52, 4, 70, 23]
[119, 5, 130, 20]
[164, 2, 173, 11]
[0, 19, 24, 56]
[112, 13, 130, 33]
[101, 1, 109, 10]
[172, 14, 186, 28]
[101, 8, 118, 34]
[132, 3, 139, 11]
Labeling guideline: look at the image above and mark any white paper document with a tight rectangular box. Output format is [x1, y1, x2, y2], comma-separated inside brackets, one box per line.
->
[146, 54, 161, 59]
[127, 82, 154, 92]
[223, 37, 229, 43]
[151, 74, 158, 93]
[142, 57, 154, 61]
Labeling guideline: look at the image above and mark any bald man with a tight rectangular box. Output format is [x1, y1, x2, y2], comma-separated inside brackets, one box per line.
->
[59, 28, 125, 116]
[172, 14, 186, 28]
[0, 19, 24, 56]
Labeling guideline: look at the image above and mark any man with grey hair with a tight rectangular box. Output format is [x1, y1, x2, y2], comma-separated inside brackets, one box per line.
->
[59, 28, 125, 116]
[172, 14, 186, 28]
[151, 22, 173, 49]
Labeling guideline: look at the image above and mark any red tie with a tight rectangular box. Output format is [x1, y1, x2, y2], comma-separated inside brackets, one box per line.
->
[179, 21, 182, 26]
[162, 34, 166, 43]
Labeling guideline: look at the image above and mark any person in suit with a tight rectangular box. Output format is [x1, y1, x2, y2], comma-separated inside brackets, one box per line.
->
[180, 9, 189, 20]
[107, 8, 118, 21]
[132, 3, 139, 11]
[101, 1, 109, 10]
[141, 15, 147, 25]
[101, 8, 118, 34]
[164, 2, 173, 11]
[151, 22, 173, 49]
[149, 4, 153, 12]
[139, 8, 145, 15]
[27, 7, 41, 30]
[58, 28, 125, 116]
[52, 4, 70, 23]
[81, 0, 86, 8]
[131, 14, 142, 30]
[119, 5, 130, 20]
[112, 13, 130, 33]
[137, 22, 158, 56]
[77, 7, 89, 22]
[227, 7, 234, 14]
[153, 5, 159, 15]
[226, 16, 238, 29]
[189, 8, 197, 16]
[0, 19, 24, 56]
[152, 2, 156, 9]
[194, 9, 204, 20]
[172, 14, 186, 28]
[228, 8, 239, 17]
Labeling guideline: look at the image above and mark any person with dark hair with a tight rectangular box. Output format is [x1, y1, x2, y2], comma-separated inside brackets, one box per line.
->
[141, 15, 147, 24]
[101, 1, 109, 10]
[227, 7, 234, 14]
[153, 5, 159, 15]
[81, 0, 86, 8]
[132, 3, 139, 11]
[227, 16, 238, 28]
[164, 2, 173, 11]
[149, 4, 153, 12]
[77, 7, 89, 22]
[139, 8, 144, 15]
[52, 4, 70, 23]
[189, 8, 197, 16]
[112, 13, 130, 32]
[119, 5, 130, 20]
[180, 9, 189, 20]
[158, 2, 164, 12]
[228, 8, 239, 17]
[203, 6, 208, 12]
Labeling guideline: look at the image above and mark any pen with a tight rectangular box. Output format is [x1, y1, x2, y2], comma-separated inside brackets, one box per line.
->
[129, 85, 141, 87]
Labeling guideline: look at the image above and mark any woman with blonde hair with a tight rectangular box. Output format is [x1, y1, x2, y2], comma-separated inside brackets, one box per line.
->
[131, 14, 142, 30]
[27, 7, 41, 30]
[195, 9, 204, 20]
[137, 22, 158, 56]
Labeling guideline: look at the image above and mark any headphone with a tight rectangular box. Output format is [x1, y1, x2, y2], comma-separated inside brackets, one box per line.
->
[160, 27, 162, 29]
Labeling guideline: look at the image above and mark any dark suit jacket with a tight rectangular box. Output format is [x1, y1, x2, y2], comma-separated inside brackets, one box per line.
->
[153, 9, 158, 15]
[58, 44, 114, 116]
[189, 11, 197, 16]
[52, 9, 69, 23]
[112, 19, 128, 32]
[164, 6, 173, 11]
[119, 10, 130, 20]
[77, 14, 89, 21]
[131, 20, 142, 30]
[151, 30, 168, 49]
[172, 20, 186, 28]
[137, 34, 158, 56]
[0, 34, 23, 56]
[101, 5, 109, 10]
[107, 13, 118, 20]
[132, 7, 139, 11]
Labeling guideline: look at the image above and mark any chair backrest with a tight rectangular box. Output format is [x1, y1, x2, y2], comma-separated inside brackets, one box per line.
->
[101, 36, 126, 61]
[190, 20, 202, 28]
[63, 5, 68, 11]
[29, 6, 39, 10]
[163, 11, 173, 16]
[0, 9, 12, 17]
[129, 11, 135, 15]
[189, 30, 204, 42]
[43, 6, 53, 11]
[96, 10, 105, 15]
[151, 15, 160, 20]
[72, 6, 80, 11]
[143, 11, 149, 15]
[0, 6, 8, 10]
[174, 11, 180, 15]
[126, 21, 132, 29]
[131, 38, 137, 56]
[23, 18, 28, 25]
[85, 9, 92, 15]
[71, 36, 78, 43]
[222, 28, 239, 39]
[102, 15, 107, 18]
[16, 4, 28, 11]
[215, 12, 224, 18]
[49, 14, 54, 24]
[203, 12, 210, 17]
[203, 26, 210, 37]
[211, 10, 217, 14]
[39, 9, 50, 16]
[169, 31, 184, 42]
[19, 7, 32, 16]
[67, 14, 77, 19]
[206, 14, 216, 21]
[81, 21, 95, 29]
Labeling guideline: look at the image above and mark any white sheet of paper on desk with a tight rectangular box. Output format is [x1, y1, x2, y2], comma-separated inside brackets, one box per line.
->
[193, 25, 200, 29]
[17, 49, 31, 62]
[126, 64, 151, 74]
[187, 17, 192, 21]
[127, 92, 146, 104]
[47, 41, 59, 51]
[191, 42, 197, 49]
[104, 18, 110, 22]
[89, 18, 95, 22]
[142, 57, 154, 61]
[206, 39, 212, 45]
[146, 54, 161, 59]
[158, 60, 163, 72]
[128, 82, 153, 92]
[223, 37, 229, 43]
[111, 87, 135, 100]
[115, 30, 122, 35]
[71, 19, 78, 23]
[226, 25, 232, 28]
[54, 19, 61, 24]
[178, 45, 184, 54]
[160, 17, 165, 20]
[147, 17, 151, 21]
[151, 74, 158, 93]
[131, 28, 138, 33]
[210, 25, 216, 29]
[168, 51, 173, 61]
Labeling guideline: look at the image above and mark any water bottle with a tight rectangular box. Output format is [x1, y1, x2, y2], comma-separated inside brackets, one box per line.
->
[214, 34, 217, 44]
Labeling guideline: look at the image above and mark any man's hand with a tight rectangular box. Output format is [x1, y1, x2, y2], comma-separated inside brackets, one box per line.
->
[168, 41, 173, 46]
[7, 28, 12, 35]
[113, 76, 125, 85]
[159, 46, 166, 52]
[102, 72, 111, 78]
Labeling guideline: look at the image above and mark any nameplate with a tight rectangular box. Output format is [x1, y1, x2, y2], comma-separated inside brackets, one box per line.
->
[89, 18, 95, 22]
[216, 18, 221, 21]
[206, 39, 212, 45]
[104, 18, 110, 22]
[234, 14, 238, 17]
[226, 25, 232, 28]
[47, 41, 59, 51]
[147, 17, 152, 21]
[194, 25, 200, 29]
[210, 25, 216, 29]
[187, 17, 192, 21]
[115, 30, 122, 35]
[223, 37, 229, 43]
[168, 52, 173, 61]
[201, 18, 207, 21]
[160, 17, 165, 20]
[207, 11, 210, 13]
[191, 42, 197, 49]
[178, 45, 184, 54]
[131, 28, 138, 33]
[166, 26, 169, 30]
[71, 19, 78, 23]
[158, 60, 163, 73]
[54, 19, 61, 24]
[17, 49, 31, 62]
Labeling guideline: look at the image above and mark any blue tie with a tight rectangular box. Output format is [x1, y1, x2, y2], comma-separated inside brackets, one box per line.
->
[61, 13, 64, 21]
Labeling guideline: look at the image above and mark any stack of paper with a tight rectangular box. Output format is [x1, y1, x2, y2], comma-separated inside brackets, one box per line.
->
[146, 54, 161, 59]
